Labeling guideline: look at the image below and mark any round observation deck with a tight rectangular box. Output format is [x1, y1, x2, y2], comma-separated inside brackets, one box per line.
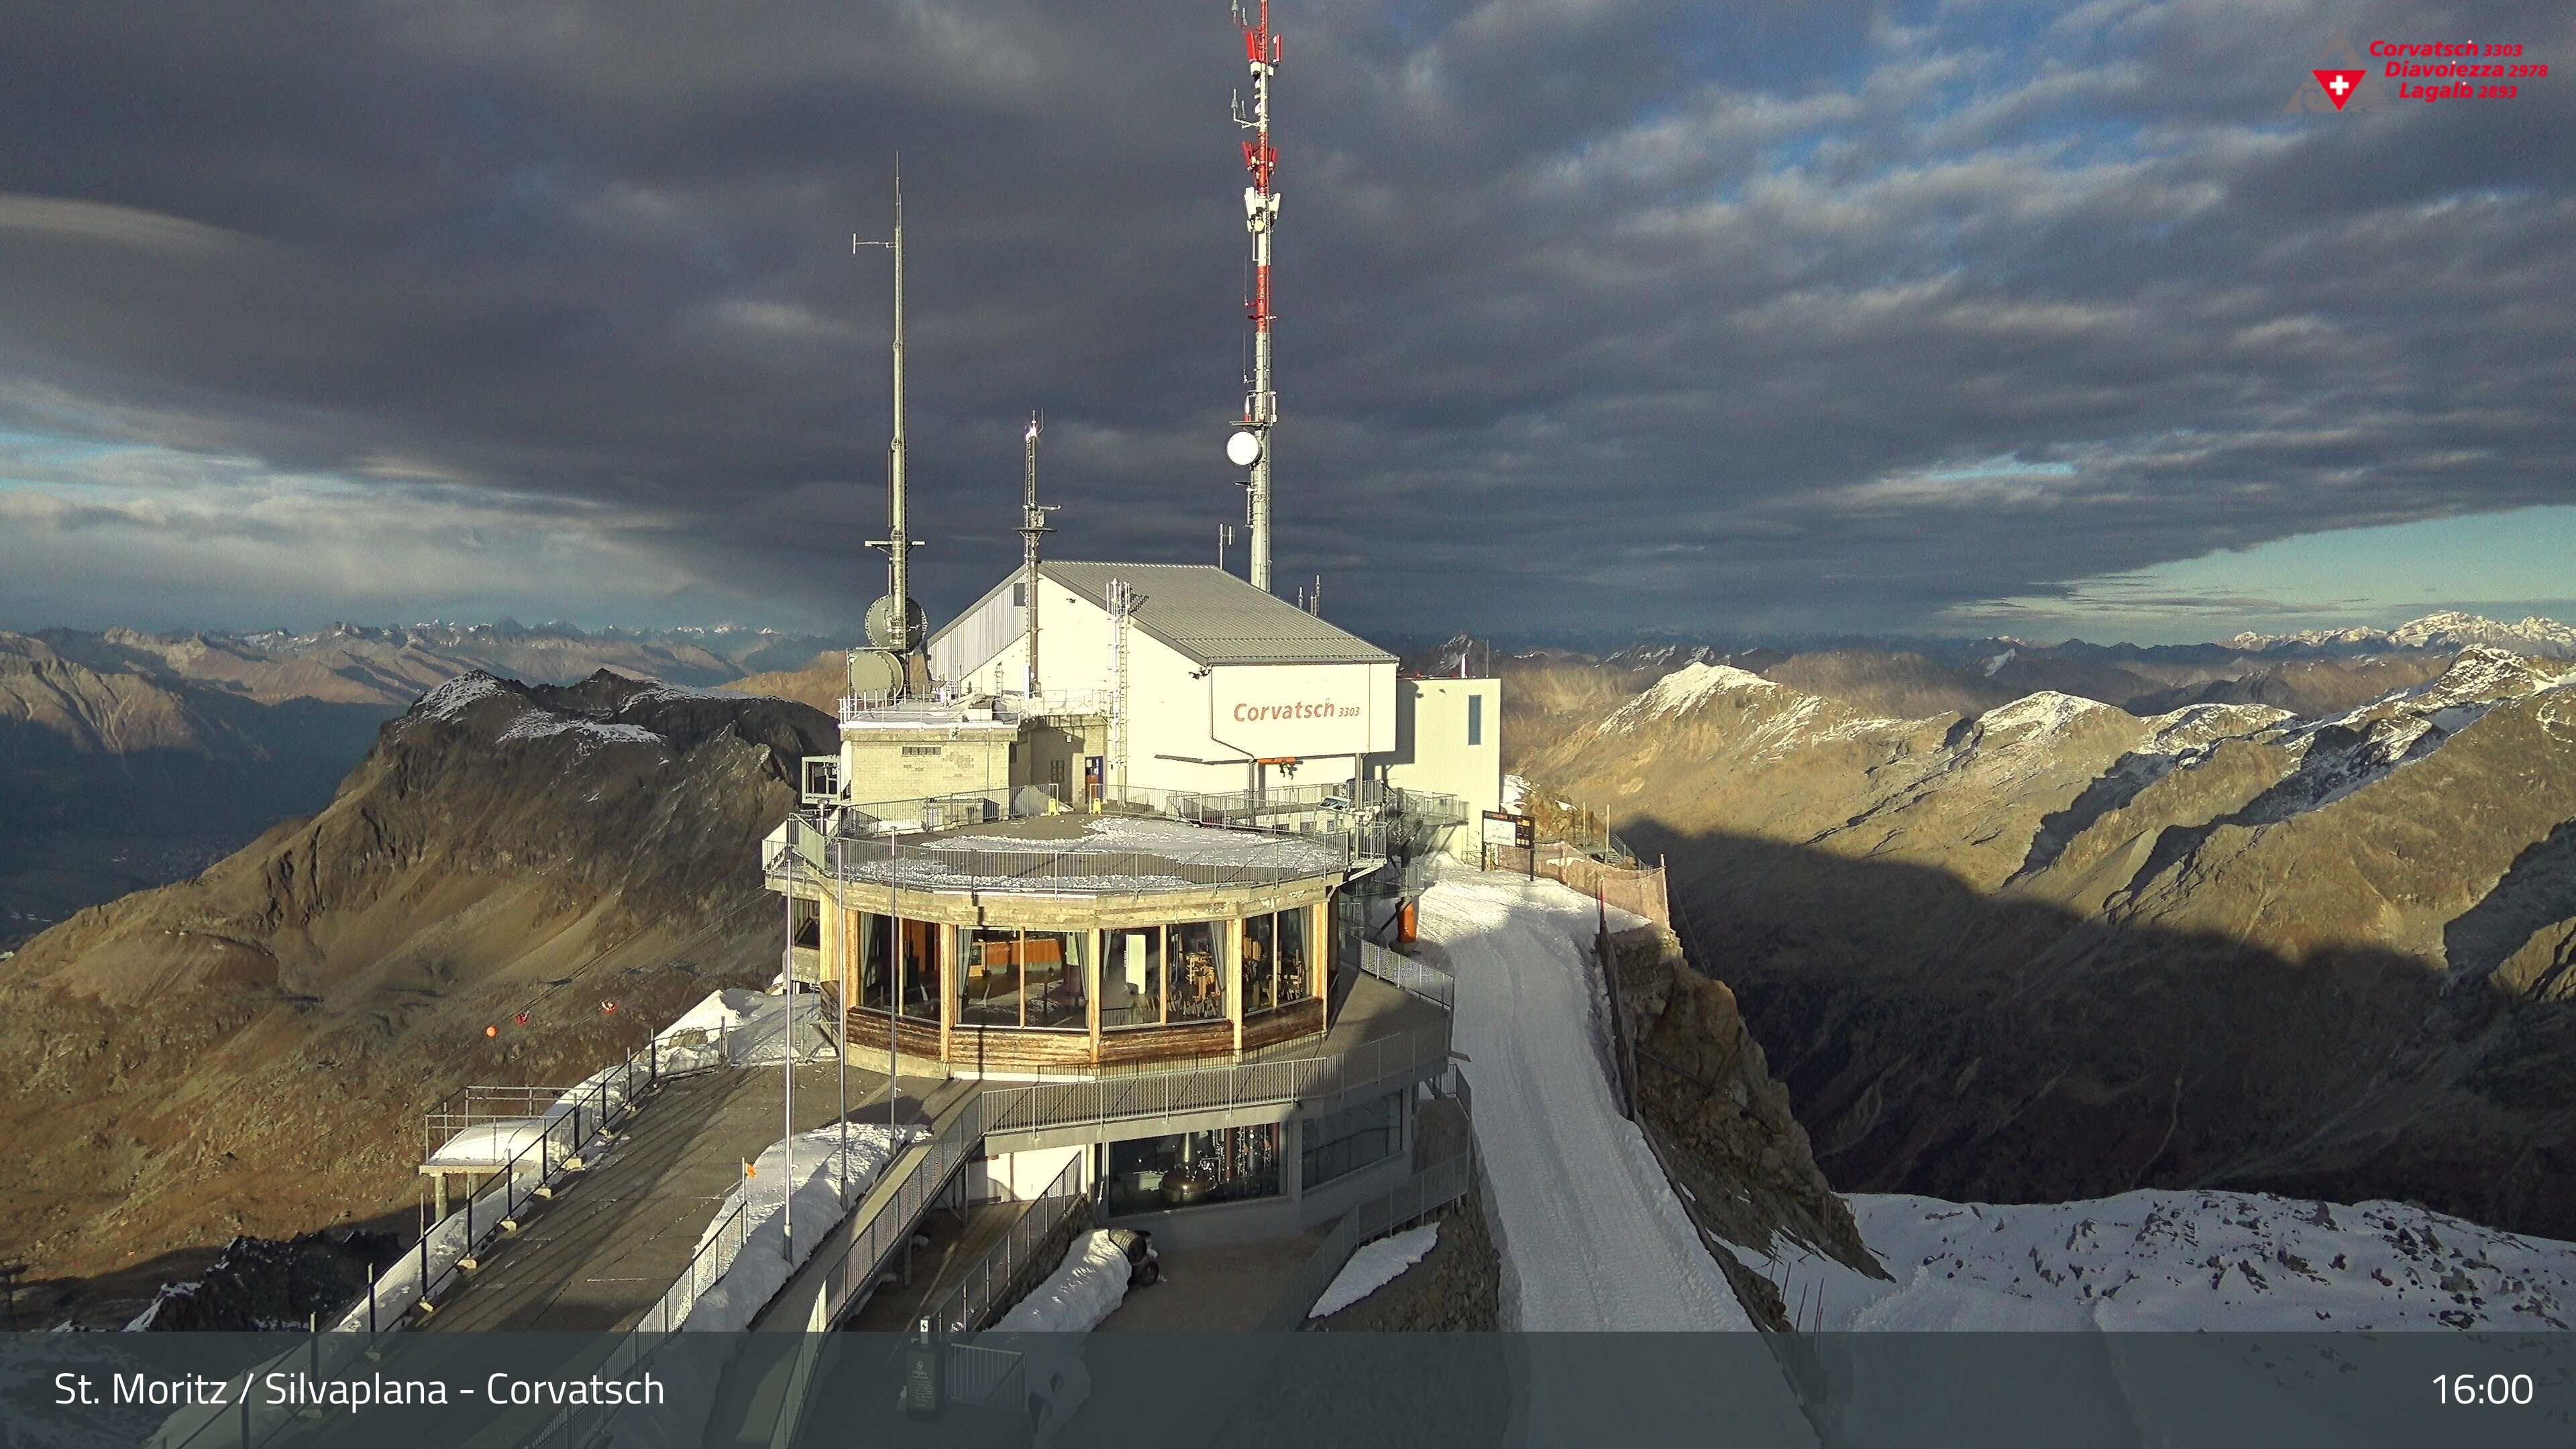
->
[780, 813, 1354, 1074]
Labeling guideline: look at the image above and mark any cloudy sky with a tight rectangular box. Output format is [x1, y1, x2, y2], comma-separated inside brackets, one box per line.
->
[2, 0, 2570, 647]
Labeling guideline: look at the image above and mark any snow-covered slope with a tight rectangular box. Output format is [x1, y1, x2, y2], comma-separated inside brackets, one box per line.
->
[1426, 870, 1819, 1445]
[1772, 1190, 2576, 1332]
[1424, 871, 1742, 1331]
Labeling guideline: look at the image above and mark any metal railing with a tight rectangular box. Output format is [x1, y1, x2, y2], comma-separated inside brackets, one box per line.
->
[796, 1091, 989, 1332]
[1358, 941, 1454, 1012]
[979, 1022, 1452, 1141]
[921, 1155, 1091, 1333]
[944, 1340, 1029, 1407]
[771, 808, 1363, 896]
[539, 1091, 989, 1448]
[1258, 1146, 1477, 1330]
[157, 1029, 710, 1449]
[804, 777, 1461, 852]
[420, 1084, 574, 1163]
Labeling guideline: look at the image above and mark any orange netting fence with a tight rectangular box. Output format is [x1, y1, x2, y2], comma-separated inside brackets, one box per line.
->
[1483, 841, 1670, 929]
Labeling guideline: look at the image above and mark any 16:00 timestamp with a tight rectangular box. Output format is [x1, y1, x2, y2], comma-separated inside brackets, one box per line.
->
[2436, 1373, 2536, 1406]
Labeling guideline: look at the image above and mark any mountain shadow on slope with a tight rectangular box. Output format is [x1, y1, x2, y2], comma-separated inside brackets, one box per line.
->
[1620, 822, 2576, 1242]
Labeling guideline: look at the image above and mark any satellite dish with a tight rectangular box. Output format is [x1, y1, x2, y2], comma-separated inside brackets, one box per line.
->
[1225, 429, 1263, 468]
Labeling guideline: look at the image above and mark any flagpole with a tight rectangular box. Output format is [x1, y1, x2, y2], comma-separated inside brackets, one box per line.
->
[783, 820, 797, 1263]
[836, 831, 849, 1208]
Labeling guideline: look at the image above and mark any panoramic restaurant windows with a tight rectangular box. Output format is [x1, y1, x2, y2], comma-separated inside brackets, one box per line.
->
[960, 926, 1091, 1028]
[1241, 905, 1315, 1019]
[900, 917, 941, 1022]
[1171, 920, 1224, 1020]
[1102, 926, 1163, 1028]
[839, 900, 1327, 1047]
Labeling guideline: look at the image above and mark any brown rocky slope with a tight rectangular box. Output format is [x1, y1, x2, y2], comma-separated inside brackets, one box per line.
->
[1530, 651, 2576, 1239]
[0, 671, 835, 1325]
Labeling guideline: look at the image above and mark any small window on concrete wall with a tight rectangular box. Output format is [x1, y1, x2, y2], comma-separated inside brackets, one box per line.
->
[1012, 582, 1027, 606]
[1467, 694, 1483, 746]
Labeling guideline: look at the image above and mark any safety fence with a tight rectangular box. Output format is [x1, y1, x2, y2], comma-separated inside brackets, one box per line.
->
[1356, 941, 1454, 1012]
[538, 1091, 990, 1448]
[978, 1022, 1453, 1142]
[1485, 841, 1670, 928]
[156, 1028, 710, 1449]
[920, 1154, 1093, 1333]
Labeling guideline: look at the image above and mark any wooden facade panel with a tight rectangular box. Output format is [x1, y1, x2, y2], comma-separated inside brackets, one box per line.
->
[948, 1026, 1096, 1073]
[1241, 996, 1326, 1052]
[1095, 1019, 1237, 1067]
[845, 1007, 945, 1061]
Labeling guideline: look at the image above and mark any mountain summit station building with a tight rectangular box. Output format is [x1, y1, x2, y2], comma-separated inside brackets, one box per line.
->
[761, 559, 1497, 1246]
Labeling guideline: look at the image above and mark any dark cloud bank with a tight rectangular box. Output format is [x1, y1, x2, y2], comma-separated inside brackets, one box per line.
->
[0, 1, 2569, 643]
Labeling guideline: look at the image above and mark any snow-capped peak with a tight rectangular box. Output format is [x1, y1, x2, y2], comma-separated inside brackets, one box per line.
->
[1604, 661, 1782, 730]
[2230, 611, 2576, 657]
[1974, 691, 2110, 739]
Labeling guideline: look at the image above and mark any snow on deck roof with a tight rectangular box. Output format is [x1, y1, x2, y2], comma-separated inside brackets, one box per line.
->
[818, 812, 1354, 894]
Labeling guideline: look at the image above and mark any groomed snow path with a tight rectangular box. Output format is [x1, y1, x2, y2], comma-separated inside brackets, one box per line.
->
[1422, 871, 1754, 1332]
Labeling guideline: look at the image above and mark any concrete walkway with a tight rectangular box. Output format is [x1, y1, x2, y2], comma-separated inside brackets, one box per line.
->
[423, 1059, 931, 1332]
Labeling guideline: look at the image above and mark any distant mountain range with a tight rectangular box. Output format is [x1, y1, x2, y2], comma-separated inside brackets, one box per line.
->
[2224, 610, 2576, 657]
[1417, 610, 2576, 675]
[0, 621, 843, 947]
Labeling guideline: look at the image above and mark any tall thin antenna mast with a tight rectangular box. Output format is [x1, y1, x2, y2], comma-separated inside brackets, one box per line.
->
[856, 170, 922, 688]
[1018, 411, 1055, 697]
[1228, 0, 1282, 593]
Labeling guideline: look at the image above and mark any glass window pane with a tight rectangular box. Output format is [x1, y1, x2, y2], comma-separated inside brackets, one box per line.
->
[1242, 912, 1277, 1016]
[960, 928, 1022, 1026]
[1022, 930, 1089, 1029]
[859, 912, 894, 1011]
[1278, 906, 1310, 1006]
[1106, 1124, 1282, 1215]
[1169, 921, 1223, 1020]
[898, 918, 941, 1022]
[1103, 928, 1163, 1028]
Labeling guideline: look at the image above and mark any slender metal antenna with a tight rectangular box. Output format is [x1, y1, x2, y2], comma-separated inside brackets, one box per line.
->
[1229, 0, 1282, 592]
[856, 166, 922, 688]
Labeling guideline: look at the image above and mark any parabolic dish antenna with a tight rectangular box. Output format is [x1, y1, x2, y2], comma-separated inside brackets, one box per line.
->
[1225, 429, 1263, 468]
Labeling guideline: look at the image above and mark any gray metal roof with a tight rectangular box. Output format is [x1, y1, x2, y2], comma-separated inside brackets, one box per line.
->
[1038, 561, 1396, 667]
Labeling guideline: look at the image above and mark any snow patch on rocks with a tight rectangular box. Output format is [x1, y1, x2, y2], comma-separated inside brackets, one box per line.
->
[1311, 1224, 1439, 1318]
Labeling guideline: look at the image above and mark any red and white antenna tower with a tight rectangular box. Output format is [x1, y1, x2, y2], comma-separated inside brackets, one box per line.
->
[1224, 0, 1283, 592]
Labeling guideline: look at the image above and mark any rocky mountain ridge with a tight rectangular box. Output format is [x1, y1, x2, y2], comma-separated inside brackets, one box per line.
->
[0, 670, 835, 1326]
[1529, 646, 2576, 1238]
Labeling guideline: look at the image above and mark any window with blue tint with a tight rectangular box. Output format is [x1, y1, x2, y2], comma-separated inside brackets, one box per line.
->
[1467, 693, 1483, 746]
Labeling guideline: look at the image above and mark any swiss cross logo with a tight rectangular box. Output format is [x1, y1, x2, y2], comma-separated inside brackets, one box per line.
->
[2312, 68, 2366, 109]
